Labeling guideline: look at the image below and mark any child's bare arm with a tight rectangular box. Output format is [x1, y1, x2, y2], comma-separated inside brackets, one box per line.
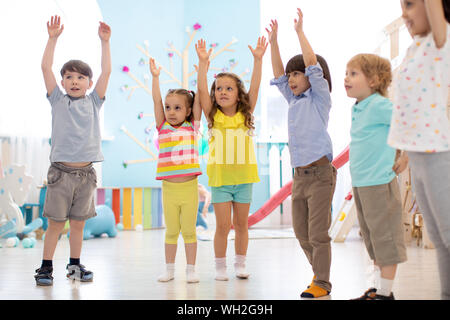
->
[393, 150, 409, 175]
[425, 0, 448, 48]
[266, 19, 285, 78]
[248, 36, 268, 112]
[195, 39, 213, 120]
[294, 8, 317, 67]
[42, 16, 64, 96]
[192, 91, 202, 123]
[149, 58, 165, 128]
[94, 22, 112, 99]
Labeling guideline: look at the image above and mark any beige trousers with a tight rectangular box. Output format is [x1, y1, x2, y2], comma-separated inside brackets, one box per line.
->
[291, 163, 337, 292]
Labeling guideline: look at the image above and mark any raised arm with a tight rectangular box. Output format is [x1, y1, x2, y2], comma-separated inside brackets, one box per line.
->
[42, 15, 64, 96]
[266, 19, 285, 78]
[94, 22, 112, 99]
[195, 39, 213, 120]
[248, 36, 268, 113]
[294, 8, 317, 67]
[424, 0, 448, 48]
[149, 58, 165, 128]
[192, 91, 202, 124]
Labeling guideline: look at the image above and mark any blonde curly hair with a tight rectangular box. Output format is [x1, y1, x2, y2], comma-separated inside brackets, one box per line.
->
[347, 54, 392, 97]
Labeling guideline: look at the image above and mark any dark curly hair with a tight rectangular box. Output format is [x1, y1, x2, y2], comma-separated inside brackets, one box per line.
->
[208, 73, 254, 131]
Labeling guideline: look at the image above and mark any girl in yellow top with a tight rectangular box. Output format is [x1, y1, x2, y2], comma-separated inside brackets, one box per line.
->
[195, 37, 267, 280]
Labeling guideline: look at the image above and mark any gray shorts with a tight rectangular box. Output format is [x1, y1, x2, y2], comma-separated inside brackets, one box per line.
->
[43, 162, 97, 222]
[353, 178, 407, 266]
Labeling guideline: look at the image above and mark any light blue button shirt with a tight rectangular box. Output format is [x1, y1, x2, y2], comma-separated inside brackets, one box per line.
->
[349, 93, 396, 187]
[270, 63, 333, 167]
[47, 86, 105, 162]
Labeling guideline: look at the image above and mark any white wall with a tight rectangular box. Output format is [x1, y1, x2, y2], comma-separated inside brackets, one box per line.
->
[0, 0, 103, 138]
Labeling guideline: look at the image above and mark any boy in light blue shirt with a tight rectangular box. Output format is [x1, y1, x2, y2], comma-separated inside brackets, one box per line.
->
[345, 53, 408, 300]
[34, 15, 111, 286]
[267, 9, 336, 298]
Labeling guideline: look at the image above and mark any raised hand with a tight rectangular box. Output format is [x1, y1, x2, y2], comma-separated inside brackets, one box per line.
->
[294, 8, 304, 34]
[47, 15, 64, 39]
[149, 58, 162, 77]
[248, 36, 268, 60]
[265, 19, 278, 44]
[193, 60, 210, 73]
[98, 21, 111, 42]
[195, 39, 212, 62]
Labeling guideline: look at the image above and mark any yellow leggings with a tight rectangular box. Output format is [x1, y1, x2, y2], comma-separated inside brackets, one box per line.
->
[162, 178, 199, 244]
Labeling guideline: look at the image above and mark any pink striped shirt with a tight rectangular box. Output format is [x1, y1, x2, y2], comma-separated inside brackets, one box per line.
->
[156, 121, 202, 180]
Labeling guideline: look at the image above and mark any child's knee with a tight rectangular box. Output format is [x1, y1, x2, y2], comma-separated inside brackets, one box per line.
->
[69, 219, 85, 230]
[181, 231, 197, 244]
[215, 222, 231, 235]
[48, 219, 66, 232]
[165, 227, 180, 244]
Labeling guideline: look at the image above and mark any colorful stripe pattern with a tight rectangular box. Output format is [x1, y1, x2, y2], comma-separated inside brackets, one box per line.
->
[156, 121, 202, 180]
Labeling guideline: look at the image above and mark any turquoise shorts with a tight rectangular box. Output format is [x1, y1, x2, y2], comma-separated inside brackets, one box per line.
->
[211, 183, 253, 204]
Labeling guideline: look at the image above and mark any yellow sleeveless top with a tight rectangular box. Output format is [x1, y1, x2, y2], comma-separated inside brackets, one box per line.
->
[207, 110, 260, 187]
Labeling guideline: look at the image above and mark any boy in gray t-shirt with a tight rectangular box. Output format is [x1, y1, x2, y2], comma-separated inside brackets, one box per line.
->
[34, 15, 111, 286]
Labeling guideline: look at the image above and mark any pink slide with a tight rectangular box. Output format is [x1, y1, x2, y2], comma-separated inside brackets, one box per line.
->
[248, 146, 349, 227]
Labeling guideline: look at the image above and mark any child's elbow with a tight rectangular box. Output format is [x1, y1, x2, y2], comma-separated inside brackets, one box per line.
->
[434, 36, 446, 49]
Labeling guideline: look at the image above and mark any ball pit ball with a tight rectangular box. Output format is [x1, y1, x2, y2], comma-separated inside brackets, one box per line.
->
[6, 237, 19, 248]
[116, 223, 124, 231]
[22, 238, 33, 248]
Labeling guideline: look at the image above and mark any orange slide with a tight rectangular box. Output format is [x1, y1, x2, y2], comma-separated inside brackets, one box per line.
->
[248, 146, 349, 227]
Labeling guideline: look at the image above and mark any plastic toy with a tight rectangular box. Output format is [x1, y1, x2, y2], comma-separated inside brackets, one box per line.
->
[82, 205, 118, 240]
[0, 164, 33, 234]
[16, 218, 43, 240]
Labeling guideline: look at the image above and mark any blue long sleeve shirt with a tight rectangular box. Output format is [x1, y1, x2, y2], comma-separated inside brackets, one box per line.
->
[270, 63, 333, 167]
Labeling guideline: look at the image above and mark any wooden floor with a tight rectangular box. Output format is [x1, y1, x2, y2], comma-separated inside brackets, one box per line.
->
[0, 224, 440, 300]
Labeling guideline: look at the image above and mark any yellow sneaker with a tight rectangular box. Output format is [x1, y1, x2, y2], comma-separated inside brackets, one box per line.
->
[301, 284, 329, 298]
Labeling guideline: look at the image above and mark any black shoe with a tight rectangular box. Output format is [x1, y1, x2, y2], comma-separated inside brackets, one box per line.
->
[372, 292, 395, 300]
[34, 266, 54, 286]
[351, 288, 395, 300]
[66, 264, 94, 282]
[351, 288, 377, 300]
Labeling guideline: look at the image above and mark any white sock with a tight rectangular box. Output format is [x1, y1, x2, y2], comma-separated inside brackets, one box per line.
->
[377, 277, 394, 296]
[186, 264, 199, 283]
[215, 257, 228, 281]
[158, 263, 175, 282]
[234, 255, 250, 279]
[368, 265, 381, 289]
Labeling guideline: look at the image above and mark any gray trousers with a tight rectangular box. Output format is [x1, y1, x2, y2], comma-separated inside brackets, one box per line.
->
[408, 151, 450, 300]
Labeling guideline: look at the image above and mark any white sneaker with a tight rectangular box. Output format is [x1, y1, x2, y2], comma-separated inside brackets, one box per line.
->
[235, 264, 250, 279]
[158, 264, 175, 282]
[215, 268, 229, 281]
[186, 265, 199, 283]
[158, 271, 174, 282]
[186, 271, 199, 283]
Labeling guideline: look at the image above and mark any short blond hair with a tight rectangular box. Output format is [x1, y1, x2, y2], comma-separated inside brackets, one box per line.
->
[347, 54, 392, 97]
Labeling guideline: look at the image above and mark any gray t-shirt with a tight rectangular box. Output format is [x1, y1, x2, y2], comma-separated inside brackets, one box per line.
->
[47, 86, 104, 162]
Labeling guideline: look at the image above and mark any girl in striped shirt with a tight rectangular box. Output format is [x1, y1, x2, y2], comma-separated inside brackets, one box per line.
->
[150, 58, 202, 283]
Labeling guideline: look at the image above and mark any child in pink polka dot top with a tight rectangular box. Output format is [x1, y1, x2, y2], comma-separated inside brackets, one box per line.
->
[388, 0, 450, 300]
